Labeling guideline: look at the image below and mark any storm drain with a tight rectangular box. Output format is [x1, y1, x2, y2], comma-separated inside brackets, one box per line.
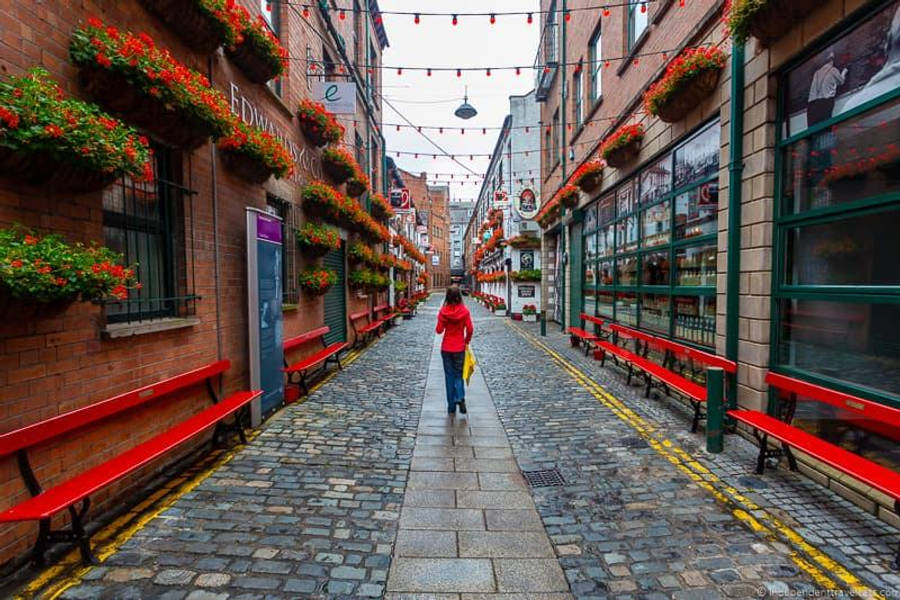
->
[522, 468, 566, 488]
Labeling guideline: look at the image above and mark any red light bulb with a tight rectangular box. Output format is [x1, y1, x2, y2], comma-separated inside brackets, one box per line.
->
[527, 13, 533, 24]
[490, 14, 496, 24]
[452, 14, 458, 25]
[339, 10, 345, 20]
[414, 13, 420, 24]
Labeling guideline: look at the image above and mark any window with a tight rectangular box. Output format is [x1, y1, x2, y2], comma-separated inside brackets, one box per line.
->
[581, 120, 719, 347]
[774, 0, 900, 410]
[260, 1, 282, 96]
[355, 133, 366, 175]
[368, 42, 378, 101]
[573, 65, 583, 125]
[627, 1, 648, 51]
[589, 26, 602, 102]
[322, 47, 337, 81]
[102, 145, 196, 323]
[266, 195, 299, 304]
[544, 127, 552, 174]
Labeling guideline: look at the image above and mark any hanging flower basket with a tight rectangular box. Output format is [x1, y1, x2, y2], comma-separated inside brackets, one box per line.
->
[727, 0, 819, 46]
[0, 226, 139, 318]
[0, 69, 153, 191]
[571, 159, 604, 194]
[600, 124, 645, 169]
[346, 171, 369, 198]
[557, 184, 580, 209]
[70, 19, 235, 150]
[299, 266, 338, 296]
[644, 47, 726, 124]
[139, 0, 239, 55]
[219, 121, 294, 183]
[297, 99, 344, 147]
[301, 181, 356, 226]
[296, 222, 340, 258]
[321, 147, 358, 184]
[225, 4, 288, 83]
[370, 193, 395, 221]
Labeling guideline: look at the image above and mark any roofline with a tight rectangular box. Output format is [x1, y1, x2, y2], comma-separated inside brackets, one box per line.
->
[369, 0, 389, 49]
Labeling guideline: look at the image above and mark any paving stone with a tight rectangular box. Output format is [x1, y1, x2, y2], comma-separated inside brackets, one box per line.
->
[477, 473, 528, 490]
[484, 509, 546, 531]
[400, 507, 486, 530]
[404, 490, 458, 508]
[408, 471, 480, 491]
[457, 491, 535, 509]
[388, 558, 495, 593]
[494, 559, 569, 592]
[458, 531, 555, 558]
[396, 530, 458, 557]
[455, 458, 520, 473]
[412, 457, 456, 471]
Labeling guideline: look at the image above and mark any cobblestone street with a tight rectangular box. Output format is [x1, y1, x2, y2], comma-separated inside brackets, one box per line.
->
[17, 296, 897, 599]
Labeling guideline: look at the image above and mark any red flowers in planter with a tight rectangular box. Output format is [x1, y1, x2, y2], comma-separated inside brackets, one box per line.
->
[346, 170, 370, 198]
[570, 159, 604, 193]
[536, 197, 561, 228]
[299, 266, 338, 296]
[393, 234, 426, 265]
[599, 124, 645, 168]
[70, 18, 235, 148]
[301, 181, 389, 243]
[226, 3, 289, 83]
[321, 147, 359, 184]
[297, 99, 344, 147]
[556, 184, 580, 209]
[139, 0, 243, 54]
[219, 119, 294, 182]
[370, 193, 395, 221]
[644, 47, 726, 122]
[0, 69, 153, 190]
[296, 222, 340, 257]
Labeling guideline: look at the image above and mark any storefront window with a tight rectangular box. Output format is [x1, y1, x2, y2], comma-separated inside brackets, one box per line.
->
[676, 244, 716, 287]
[674, 295, 716, 347]
[583, 261, 597, 316]
[775, 0, 900, 410]
[585, 232, 599, 262]
[580, 119, 719, 348]
[641, 200, 670, 247]
[616, 254, 638, 286]
[642, 251, 669, 286]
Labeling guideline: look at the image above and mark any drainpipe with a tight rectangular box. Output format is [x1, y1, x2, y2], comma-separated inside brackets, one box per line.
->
[559, 0, 568, 332]
[725, 42, 745, 413]
[208, 57, 223, 370]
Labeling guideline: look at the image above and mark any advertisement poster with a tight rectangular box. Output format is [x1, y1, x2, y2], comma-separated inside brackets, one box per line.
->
[310, 81, 357, 114]
[247, 209, 284, 425]
[518, 285, 535, 298]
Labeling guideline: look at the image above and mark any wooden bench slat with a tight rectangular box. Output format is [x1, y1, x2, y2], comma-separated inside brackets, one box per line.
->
[728, 409, 900, 501]
[284, 342, 348, 373]
[0, 390, 260, 523]
[767, 373, 900, 428]
[283, 327, 330, 352]
[568, 327, 599, 341]
[0, 360, 232, 459]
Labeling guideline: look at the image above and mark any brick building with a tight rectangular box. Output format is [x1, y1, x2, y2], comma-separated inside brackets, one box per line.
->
[426, 184, 451, 290]
[536, 0, 899, 523]
[0, 0, 389, 565]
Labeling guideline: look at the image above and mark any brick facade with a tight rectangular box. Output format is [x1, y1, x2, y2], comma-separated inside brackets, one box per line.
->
[0, 0, 387, 565]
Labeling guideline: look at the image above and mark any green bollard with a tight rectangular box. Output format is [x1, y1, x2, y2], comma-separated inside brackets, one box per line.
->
[540, 310, 547, 337]
[706, 367, 725, 454]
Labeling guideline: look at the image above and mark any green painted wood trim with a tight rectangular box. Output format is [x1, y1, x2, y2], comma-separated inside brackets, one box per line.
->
[726, 41, 745, 412]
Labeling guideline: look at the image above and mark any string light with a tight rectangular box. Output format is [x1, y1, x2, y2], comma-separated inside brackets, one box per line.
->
[490, 13, 496, 24]
[452, 14, 458, 25]
[414, 13, 420, 24]
[527, 13, 533, 24]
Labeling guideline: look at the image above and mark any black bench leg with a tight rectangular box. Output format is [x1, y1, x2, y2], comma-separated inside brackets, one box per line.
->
[70, 499, 97, 566]
[644, 375, 652, 399]
[754, 431, 768, 474]
[599, 352, 606, 367]
[626, 364, 633, 387]
[892, 541, 900, 571]
[783, 444, 798, 471]
[691, 402, 702, 434]
[31, 519, 51, 566]
[336, 356, 343, 371]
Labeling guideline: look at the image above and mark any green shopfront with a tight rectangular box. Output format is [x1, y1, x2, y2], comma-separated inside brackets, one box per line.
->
[581, 121, 720, 349]
[771, 0, 900, 468]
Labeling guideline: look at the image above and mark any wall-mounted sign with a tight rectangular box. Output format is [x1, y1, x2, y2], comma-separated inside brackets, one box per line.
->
[493, 190, 509, 208]
[391, 188, 411, 210]
[311, 81, 357, 114]
[518, 285, 535, 298]
[432, 254, 440, 266]
[416, 225, 427, 234]
[246, 209, 284, 426]
[516, 188, 539, 220]
[520, 250, 535, 270]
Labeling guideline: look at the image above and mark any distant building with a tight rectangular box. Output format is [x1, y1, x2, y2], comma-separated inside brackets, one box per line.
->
[449, 202, 474, 279]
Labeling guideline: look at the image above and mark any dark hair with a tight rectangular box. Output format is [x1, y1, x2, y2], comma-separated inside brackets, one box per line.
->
[445, 285, 462, 305]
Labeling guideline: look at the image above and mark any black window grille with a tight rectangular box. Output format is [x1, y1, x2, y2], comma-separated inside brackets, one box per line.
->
[101, 144, 198, 323]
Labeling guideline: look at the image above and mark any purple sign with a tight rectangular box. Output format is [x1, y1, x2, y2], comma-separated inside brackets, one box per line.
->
[256, 213, 282, 244]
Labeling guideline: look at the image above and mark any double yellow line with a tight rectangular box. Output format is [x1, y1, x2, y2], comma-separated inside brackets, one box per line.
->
[19, 341, 375, 600]
[509, 323, 885, 600]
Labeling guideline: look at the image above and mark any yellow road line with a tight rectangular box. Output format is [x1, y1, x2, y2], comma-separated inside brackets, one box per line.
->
[18, 340, 374, 600]
[508, 322, 884, 600]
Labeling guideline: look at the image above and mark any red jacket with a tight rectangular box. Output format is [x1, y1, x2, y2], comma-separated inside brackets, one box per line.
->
[436, 303, 473, 352]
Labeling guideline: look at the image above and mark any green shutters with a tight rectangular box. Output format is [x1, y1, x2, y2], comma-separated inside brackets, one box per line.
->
[322, 242, 347, 345]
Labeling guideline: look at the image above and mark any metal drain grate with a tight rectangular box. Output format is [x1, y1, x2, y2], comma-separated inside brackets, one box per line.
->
[522, 468, 566, 488]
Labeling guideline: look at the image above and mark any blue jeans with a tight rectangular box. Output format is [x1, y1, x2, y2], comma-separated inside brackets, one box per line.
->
[441, 350, 466, 411]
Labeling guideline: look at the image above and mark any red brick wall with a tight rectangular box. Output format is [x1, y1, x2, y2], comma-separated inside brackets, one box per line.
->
[0, 0, 383, 564]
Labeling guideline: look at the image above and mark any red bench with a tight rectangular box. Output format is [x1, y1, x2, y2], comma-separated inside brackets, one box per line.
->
[728, 372, 900, 570]
[350, 309, 382, 347]
[594, 323, 736, 432]
[567, 313, 606, 356]
[0, 360, 259, 565]
[373, 303, 397, 329]
[283, 326, 348, 396]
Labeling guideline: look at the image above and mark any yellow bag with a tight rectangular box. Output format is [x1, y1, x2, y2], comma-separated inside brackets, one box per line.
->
[463, 345, 476, 385]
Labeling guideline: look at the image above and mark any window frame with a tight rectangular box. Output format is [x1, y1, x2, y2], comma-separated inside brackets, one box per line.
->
[627, 0, 649, 51]
[770, 7, 900, 408]
[573, 64, 583, 126]
[588, 23, 602, 104]
[260, 1, 282, 96]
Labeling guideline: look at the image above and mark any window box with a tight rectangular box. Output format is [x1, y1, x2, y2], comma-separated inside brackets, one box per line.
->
[321, 147, 357, 184]
[600, 125, 644, 169]
[219, 121, 294, 183]
[728, 0, 819, 47]
[644, 48, 726, 124]
[139, 0, 237, 55]
[70, 20, 234, 150]
[225, 4, 288, 83]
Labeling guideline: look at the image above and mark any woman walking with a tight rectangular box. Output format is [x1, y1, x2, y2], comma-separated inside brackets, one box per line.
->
[436, 285, 474, 415]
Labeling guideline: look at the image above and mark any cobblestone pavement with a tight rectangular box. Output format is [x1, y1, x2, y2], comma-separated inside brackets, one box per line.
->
[56, 303, 436, 600]
[469, 305, 898, 599]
